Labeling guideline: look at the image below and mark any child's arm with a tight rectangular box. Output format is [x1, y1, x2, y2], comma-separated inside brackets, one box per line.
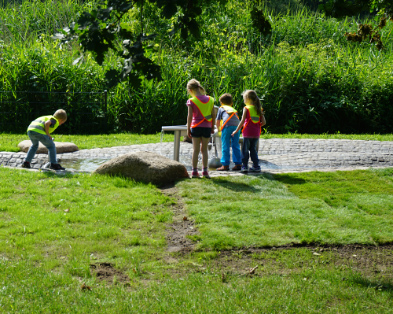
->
[211, 107, 216, 134]
[187, 106, 193, 138]
[215, 119, 220, 132]
[215, 108, 221, 132]
[231, 107, 247, 136]
[44, 120, 53, 140]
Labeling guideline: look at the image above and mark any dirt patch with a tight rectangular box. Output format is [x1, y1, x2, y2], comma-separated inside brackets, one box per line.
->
[329, 244, 393, 277]
[200, 245, 393, 279]
[90, 262, 130, 284]
[160, 185, 393, 280]
[160, 184, 199, 253]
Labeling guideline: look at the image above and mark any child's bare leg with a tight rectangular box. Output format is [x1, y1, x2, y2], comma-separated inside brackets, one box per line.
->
[201, 137, 210, 169]
[192, 137, 202, 169]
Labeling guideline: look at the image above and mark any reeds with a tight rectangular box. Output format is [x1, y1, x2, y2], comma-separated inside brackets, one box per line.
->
[1, 0, 393, 134]
[0, 0, 94, 44]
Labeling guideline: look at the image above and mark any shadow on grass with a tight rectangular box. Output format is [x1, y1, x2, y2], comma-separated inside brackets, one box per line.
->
[350, 276, 393, 295]
[40, 170, 73, 178]
[212, 177, 261, 193]
[272, 173, 307, 185]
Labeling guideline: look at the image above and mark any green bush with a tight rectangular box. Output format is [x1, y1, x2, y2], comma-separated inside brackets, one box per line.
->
[1, 0, 393, 134]
[0, 39, 107, 134]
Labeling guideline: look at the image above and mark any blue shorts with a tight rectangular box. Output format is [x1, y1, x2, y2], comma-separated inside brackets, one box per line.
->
[191, 127, 211, 138]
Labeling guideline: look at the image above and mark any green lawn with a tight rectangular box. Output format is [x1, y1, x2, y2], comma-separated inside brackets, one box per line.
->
[177, 169, 393, 249]
[0, 132, 174, 152]
[1, 165, 393, 313]
[2, 132, 393, 152]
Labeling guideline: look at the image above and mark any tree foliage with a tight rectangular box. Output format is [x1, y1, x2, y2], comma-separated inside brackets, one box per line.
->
[318, 0, 392, 50]
[318, 0, 370, 18]
[319, 0, 392, 17]
[344, 16, 390, 50]
[55, 0, 227, 89]
[250, 5, 272, 36]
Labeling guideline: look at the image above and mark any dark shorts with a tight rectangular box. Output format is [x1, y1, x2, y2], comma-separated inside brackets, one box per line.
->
[191, 127, 211, 138]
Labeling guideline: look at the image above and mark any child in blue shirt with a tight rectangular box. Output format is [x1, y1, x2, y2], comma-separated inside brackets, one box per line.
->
[215, 93, 241, 171]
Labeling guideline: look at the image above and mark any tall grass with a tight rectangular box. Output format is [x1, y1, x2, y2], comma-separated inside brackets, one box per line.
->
[0, 0, 393, 134]
[0, 0, 98, 43]
[106, 1, 393, 133]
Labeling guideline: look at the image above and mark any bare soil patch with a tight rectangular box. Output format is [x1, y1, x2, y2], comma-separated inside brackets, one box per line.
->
[161, 184, 199, 253]
[90, 262, 130, 284]
[203, 245, 393, 278]
[160, 184, 393, 279]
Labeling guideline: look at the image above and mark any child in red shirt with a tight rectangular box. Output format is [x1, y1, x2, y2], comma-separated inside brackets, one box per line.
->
[186, 79, 215, 178]
[231, 90, 265, 173]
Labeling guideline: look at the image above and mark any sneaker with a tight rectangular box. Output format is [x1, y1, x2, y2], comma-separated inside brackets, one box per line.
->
[21, 161, 31, 169]
[216, 165, 229, 171]
[241, 166, 248, 173]
[191, 171, 200, 178]
[202, 171, 211, 179]
[50, 163, 65, 171]
[231, 165, 242, 171]
[249, 166, 261, 172]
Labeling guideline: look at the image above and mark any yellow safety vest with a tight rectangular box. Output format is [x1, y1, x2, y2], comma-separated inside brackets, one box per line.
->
[27, 115, 60, 135]
[243, 105, 261, 132]
[218, 105, 238, 136]
[190, 96, 214, 128]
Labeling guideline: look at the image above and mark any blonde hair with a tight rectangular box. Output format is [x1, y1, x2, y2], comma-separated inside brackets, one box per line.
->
[54, 109, 67, 121]
[187, 79, 206, 95]
[242, 90, 263, 117]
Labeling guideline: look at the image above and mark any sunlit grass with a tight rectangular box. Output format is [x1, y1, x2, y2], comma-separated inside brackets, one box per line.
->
[2, 132, 393, 152]
[1, 0, 393, 310]
[176, 168, 393, 249]
[2, 255, 393, 313]
[0, 168, 173, 263]
[262, 133, 393, 141]
[0, 132, 174, 152]
[1, 167, 393, 312]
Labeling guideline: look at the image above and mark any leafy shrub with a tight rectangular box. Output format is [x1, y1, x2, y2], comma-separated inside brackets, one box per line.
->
[1, 0, 393, 134]
[0, 38, 107, 134]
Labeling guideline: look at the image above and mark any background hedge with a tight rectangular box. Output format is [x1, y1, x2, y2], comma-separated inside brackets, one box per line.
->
[0, 0, 392, 134]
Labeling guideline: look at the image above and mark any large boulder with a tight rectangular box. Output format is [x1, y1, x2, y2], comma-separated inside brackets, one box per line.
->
[18, 140, 79, 154]
[93, 151, 189, 185]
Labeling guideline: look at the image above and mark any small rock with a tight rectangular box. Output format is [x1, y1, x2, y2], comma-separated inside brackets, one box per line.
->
[93, 151, 189, 185]
[18, 140, 79, 154]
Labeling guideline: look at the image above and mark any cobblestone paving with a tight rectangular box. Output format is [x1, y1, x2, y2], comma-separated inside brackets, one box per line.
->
[2, 138, 393, 176]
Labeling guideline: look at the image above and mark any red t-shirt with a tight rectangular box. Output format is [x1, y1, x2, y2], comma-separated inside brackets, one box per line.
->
[242, 108, 261, 138]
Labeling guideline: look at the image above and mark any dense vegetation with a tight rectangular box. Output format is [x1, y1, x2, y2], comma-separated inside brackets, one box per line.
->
[0, 0, 392, 134]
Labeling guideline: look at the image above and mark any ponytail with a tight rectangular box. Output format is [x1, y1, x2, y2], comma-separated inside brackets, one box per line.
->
[243, 90, 262, 117]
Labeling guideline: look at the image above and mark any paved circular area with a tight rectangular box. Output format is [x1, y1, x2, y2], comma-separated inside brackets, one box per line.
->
[2, 138, 393, 175]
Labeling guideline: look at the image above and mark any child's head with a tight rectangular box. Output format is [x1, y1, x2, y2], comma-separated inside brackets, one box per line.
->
[242, 90, 263, 116]
[219, 93, 233, 106]
[187, 79, 205, 96]
[54, 109, 67, 125]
